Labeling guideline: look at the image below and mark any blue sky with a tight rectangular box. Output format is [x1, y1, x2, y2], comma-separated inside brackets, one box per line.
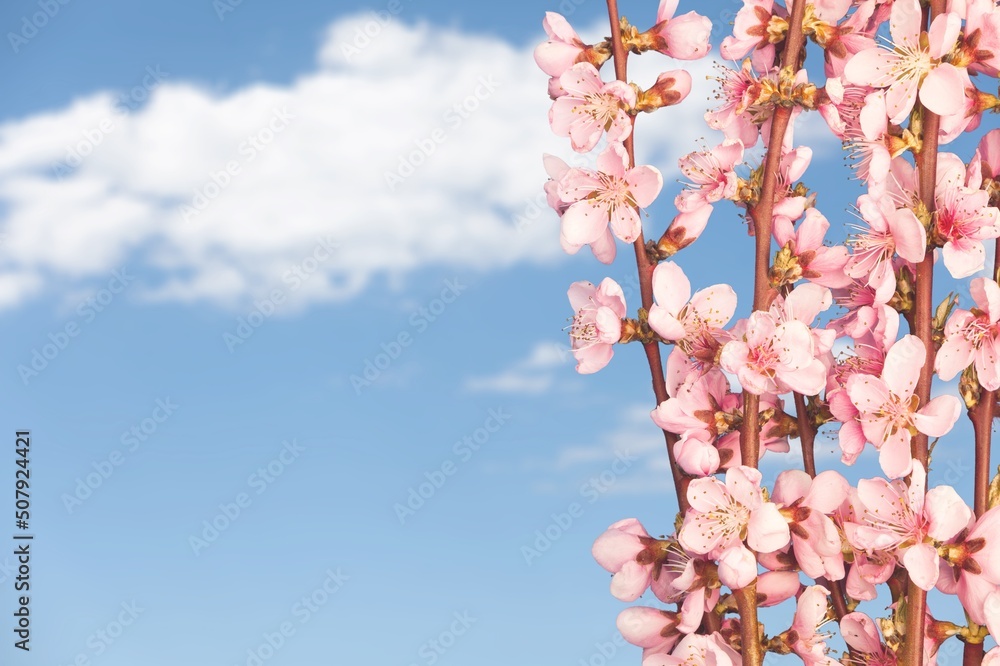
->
[0, 0, 991, 664]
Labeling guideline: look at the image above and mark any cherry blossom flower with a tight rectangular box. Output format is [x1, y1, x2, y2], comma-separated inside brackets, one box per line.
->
[837, 488, 896, 600]
[534, 12, 606, 80]
[706, 60, 760, 148]
[932, 154, 1000, 277]
[549, 63, 635, 153]
[647, 0, 712, 60]
[648, 260, 738, 354]
[844, 0, 966, 125]
[772, 469, 849, 581]
[567, 278, 626, 374]
[817, 77, 870, 140]
[936, 277, 1000, 390]
[617, 606, 686, 660]
[846, 335, 961, 478]
[789, 585, 839, 666]
[720, 310, 827, 396]
[642, 633, 740, 666]
[559, 143, 663, 245]
[592, 518, 666, 601]
[772, 208, 851, 288]
[680, 466, 790, 588]
[720, 0, 782, 69]
[543, 155, 618, 264]
[840, 612, 898, 666]
[676, 140, 743, 213]
[849, 461, 972, 590]
[936, 513, 1000, 626]
[844, 194, 926, 304]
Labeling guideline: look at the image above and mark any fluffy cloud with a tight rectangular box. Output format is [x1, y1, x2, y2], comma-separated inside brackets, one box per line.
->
[0, 12, 717, 311]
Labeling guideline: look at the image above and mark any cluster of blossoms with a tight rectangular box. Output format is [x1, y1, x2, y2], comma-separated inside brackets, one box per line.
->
[536, 0, 1000, 664]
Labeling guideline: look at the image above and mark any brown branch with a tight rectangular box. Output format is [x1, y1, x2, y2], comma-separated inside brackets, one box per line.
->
[734, 583, 763, 665]
[903, 3, 945, 665]
[962, 237, 1000, 666]
[604, 0, 689, 513]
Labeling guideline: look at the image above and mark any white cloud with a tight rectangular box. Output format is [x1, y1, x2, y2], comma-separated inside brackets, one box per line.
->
[0, 13, 719, 311]
[463, 341, 572, 394]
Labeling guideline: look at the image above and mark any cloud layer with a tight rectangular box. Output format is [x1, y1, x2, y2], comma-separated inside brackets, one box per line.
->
[0, 12, 718, 311]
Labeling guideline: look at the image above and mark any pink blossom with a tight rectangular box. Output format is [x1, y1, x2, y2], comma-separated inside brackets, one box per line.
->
[679, 466, 790, 588]
[837, 488, 896, 600]
[933, 155, 1000, 278]
[936, 278, 1000, 390]
[849, 461, 972, 590]
[647, 0, 712, 60]
[821, 1, 878, 77]
[789, 585, 839, 666]
[642, 633, 740, 666]
[592, 518, 663, 601]
[705, 61, 760, 148]
[567, 278, 626, 374]
[817, 77, 870, 140]
[840, 612, 898, 666]
[844, 0, 966, 125]
[773, 208, 851, 288]
[549, 63, 635, 153]
[543, 155, 618, 264]
[772, 469, 849, 581]
[676, 140, 743, 213]
[534, 12, 593, 79]
[844, 194, 926, 304]
[757, 570, 801, 606]
[844, 91, 896, 196]
[720, 310, 827, 396]
[648, 260, 738, 355]
[617, 606, 685, 659]
[720, 0, 780, 67]
[559, 143, 663, 245]
[846, 335, 962, 478]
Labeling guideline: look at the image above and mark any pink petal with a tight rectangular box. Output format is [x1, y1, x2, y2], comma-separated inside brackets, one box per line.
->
[924, 484, 973, 542]
[686, 476, 727, 514]
[689, 284, 737, 328]
[747, 502, 792, 553]
[844, 48, 896, 88]
[942, 240, 986, 278]
[627, 165, 664, 209]
[882, 335, 924, 399]
[803, 470, 850, 514]
[927, 12, 962, 59]
[718, 545, 758, 590]
[878, 434, 914, 479]
[902, 543, 940, 591]
[840, 612, 884, 654]
[887, 208, 927, 263]
[725, 466, 764, 509]
[561, 201, 608, 246]
[846, 374, 891, 412]
[610, 204, 641, 243]
[651, 261, 691, 316]
[935, 336, 975, 381]
[610, 560, 653, 601]
[919, 63, 966, 118]
[890, 0, 922, 47]
[913, 395, 961, 437]
[617, 607, 672, 648]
